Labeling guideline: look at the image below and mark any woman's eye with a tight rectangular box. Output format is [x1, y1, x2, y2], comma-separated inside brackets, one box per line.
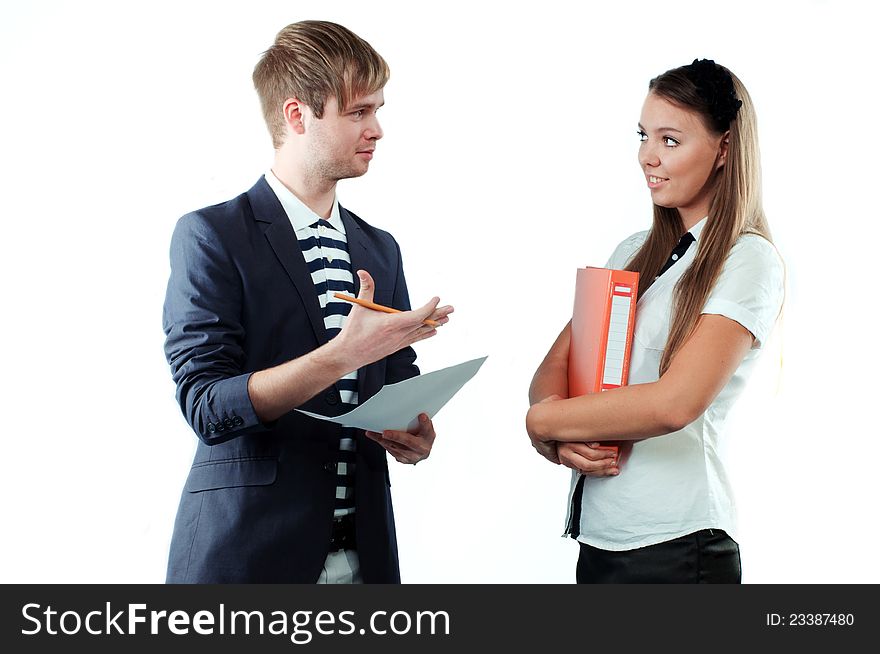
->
[637, 130, 647, 142]
[664, 136, 680, 147]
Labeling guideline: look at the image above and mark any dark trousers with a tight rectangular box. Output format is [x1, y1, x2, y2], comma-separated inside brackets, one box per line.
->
[576, 529, 741, 584]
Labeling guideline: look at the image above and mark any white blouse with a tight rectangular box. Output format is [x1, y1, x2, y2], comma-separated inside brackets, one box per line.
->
[566, 217, 785, 550]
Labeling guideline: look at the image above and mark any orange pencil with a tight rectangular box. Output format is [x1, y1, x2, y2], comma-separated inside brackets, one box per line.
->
[333, 293, 440, 327]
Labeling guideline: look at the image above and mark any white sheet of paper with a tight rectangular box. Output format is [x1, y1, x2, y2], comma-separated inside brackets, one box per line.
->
[296, 356, 487, 432]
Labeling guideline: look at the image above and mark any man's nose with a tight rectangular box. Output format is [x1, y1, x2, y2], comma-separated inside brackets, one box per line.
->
[365, 115, 383, 140]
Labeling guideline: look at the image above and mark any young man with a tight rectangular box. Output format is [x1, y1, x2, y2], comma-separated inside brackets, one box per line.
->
[162, 20, 452, 583]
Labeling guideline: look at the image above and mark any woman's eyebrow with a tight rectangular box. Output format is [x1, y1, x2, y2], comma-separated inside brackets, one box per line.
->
[638, 123, 683, 133]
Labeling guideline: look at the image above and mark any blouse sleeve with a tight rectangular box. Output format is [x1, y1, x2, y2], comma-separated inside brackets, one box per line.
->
[604, 231, 649, 269]
[702, 235, 785, 349]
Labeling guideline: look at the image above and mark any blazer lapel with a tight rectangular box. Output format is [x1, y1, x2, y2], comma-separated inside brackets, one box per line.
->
[340, 206, 372, 403]
[340, 206, 369, 296]
[247, 177, 328, 346]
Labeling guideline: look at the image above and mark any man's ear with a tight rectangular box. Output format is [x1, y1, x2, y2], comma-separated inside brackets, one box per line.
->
[717, 131, 730, 169]
[282, 98, 306, 135]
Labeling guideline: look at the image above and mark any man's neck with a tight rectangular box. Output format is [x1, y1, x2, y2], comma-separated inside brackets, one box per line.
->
[271, 157, 336, 219]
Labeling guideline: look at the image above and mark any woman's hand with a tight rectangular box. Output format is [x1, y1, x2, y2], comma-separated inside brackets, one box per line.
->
[558, 441, 632, 477]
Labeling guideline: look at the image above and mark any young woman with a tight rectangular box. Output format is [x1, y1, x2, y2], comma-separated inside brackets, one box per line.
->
[526, 60, 784, 583]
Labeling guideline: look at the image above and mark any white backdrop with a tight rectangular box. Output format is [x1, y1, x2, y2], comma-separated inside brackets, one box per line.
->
[1, 0, 877, 583]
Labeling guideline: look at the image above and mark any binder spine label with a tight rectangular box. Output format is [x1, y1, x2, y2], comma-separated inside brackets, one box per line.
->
[601, 284, 635, 390]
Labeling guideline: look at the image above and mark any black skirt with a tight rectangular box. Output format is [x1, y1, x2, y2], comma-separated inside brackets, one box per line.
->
[576, 529, 741, 584]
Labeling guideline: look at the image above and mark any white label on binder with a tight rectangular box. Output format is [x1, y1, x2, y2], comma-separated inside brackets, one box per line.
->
[602, 295, 632, 386]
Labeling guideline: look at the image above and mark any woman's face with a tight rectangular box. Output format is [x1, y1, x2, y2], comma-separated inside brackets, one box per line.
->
[637, 93, 727, 228]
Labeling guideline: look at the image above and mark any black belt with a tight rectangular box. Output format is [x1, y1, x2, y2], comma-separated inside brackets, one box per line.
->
[329, 514, 356, 551]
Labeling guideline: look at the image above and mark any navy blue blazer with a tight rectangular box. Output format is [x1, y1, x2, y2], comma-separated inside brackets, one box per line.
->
[162, 176, 418, 583]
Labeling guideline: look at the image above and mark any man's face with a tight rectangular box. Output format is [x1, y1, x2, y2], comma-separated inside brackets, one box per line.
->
[303, 89, 384, 183]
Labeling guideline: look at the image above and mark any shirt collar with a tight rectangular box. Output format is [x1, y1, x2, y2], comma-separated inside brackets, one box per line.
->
[688, 216, 708, 242]
[264, 170, 345, 234]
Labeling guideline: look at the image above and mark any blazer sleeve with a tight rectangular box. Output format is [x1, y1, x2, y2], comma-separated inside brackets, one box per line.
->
[384, 237, 420, 385]
[162, 212, 266, 445]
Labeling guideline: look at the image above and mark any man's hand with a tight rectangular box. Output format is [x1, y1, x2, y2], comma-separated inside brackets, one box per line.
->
[331, 270, 453, 370]
[366, 412, 435, 465]
[247, 270, 452, 424]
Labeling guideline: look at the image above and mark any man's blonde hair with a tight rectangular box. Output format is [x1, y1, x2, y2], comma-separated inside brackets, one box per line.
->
[252, 20, 390, 148]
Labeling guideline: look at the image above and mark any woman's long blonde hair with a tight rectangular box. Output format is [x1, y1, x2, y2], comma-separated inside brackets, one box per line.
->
[625, 62, 772, 375]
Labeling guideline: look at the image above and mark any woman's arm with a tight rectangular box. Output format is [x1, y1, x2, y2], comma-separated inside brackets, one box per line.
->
[529, 322, 572, 405]
[526, 313, 753, 443]
[527, 322, 622, 475]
